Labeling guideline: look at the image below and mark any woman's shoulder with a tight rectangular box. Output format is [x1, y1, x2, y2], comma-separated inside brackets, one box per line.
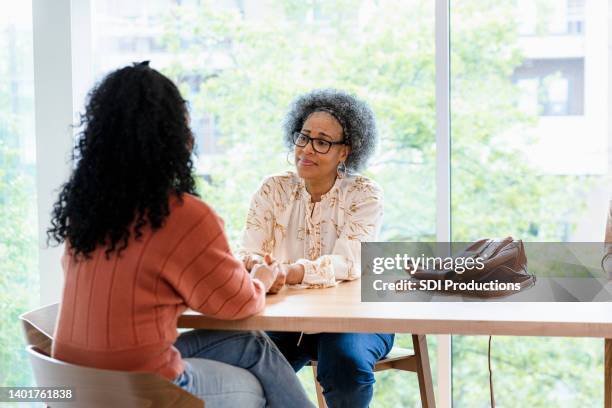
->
[341, 174, 383, 198]
[171, 193, 219, 220]
[255, 171, 302, 197]
[251, 171, 303, 206]
[260, 170, 301, 188]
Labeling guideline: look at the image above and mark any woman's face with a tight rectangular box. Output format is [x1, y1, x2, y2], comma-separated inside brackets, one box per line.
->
[294, 111, 350, 182]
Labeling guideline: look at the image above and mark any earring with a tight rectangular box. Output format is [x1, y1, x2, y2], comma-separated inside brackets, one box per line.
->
[286, 151, 294, 166]
[337, 161, 347, 178]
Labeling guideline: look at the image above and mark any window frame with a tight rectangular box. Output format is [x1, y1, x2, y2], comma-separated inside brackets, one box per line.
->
[32, 1, 611, 406]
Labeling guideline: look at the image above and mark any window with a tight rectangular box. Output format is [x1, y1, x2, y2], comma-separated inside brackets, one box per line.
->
[92, 0, 437, 404]
[0, 0, 38, 388]
[513, 58, 584, 116]
[451, 0, 610, 405]
[11, 0, 608, 405]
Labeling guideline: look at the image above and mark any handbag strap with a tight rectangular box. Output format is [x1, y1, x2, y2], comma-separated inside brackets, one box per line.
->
[606, 200, 612, 243]
[604, 202, 611, 274]
[489, 336, 495, 407]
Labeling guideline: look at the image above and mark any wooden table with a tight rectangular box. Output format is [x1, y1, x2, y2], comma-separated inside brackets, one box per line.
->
[178, 280, 612, 407]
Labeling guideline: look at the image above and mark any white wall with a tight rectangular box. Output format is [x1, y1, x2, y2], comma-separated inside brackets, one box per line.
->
[32, 0, 92, 305]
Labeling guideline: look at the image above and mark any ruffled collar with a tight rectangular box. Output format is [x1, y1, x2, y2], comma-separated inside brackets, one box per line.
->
[296, 173, 343, 202]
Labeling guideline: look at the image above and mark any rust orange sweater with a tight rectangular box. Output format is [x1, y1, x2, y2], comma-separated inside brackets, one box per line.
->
[52, 194, 266, 381]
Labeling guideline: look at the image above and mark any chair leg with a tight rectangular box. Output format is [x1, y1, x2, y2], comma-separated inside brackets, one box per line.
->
[412, 334, 436, 408]
[312, 364, 328, 408]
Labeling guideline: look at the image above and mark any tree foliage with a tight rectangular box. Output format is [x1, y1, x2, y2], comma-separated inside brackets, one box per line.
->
[159, 1, 600, 406]
[0, 21, 38, 388]
[0, 0, 602, 406]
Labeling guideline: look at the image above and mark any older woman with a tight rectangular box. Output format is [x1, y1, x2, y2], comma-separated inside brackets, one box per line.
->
[239, 89, 393, 407]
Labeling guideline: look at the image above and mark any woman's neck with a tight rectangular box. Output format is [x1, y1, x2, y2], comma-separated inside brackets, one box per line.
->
[304, 175, 337, 203]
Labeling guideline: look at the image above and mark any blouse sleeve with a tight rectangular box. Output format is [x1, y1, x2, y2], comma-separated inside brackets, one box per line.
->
[295, 182, 384, 288]
[237, 178, 276, 261]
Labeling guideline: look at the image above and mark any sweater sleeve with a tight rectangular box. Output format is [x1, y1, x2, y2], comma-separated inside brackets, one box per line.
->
[172, 209, 266, 320]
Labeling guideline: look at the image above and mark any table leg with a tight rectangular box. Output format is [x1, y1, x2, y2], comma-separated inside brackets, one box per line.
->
[311, 364, 328, 408]
[606, 339, 612, 408]
[413, 334, 436, 408]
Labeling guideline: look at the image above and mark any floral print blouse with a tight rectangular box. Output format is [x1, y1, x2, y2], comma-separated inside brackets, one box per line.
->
[238, 171, 384, 288]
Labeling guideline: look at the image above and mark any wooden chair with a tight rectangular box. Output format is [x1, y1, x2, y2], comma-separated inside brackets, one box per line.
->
[20, 306, 435, 406]
[20, 304, 203, 407]
[27, 345, 203, 408]
[20, 303, 59, 355]
[310, 335, 435, 408]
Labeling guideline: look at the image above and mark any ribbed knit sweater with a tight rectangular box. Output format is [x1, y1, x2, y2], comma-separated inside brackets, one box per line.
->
[52, 194, 265, 380]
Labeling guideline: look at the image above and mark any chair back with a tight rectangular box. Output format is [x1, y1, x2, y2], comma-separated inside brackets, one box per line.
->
[20, 303, 59, 354]
[27, 346, 203, 408]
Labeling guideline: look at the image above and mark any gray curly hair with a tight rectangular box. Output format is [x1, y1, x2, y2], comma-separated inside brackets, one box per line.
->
[283, 88, 377, 173]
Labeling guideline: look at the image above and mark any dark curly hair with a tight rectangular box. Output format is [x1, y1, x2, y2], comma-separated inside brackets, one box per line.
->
[47, 62, 198, 259]
[283, 88, 377, 172]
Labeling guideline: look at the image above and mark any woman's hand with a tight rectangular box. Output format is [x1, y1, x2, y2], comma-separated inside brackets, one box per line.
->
[266, 262, 303, 293]
[243, 254, 264, 271]
[251, 263, 278, 292]
[243, 253, 278, 271]
[268, 264, 287, 294]
[285, 263, 305, 285]
[247, 254, 290, 293]
[262, 254, 287, 294]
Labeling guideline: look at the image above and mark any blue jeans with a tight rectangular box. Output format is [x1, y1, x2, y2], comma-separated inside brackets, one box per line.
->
[173, 329, 314, 408]
[267, 332, 394, 408]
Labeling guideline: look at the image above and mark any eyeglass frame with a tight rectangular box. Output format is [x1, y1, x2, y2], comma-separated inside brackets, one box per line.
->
[292, 131, 347, 154]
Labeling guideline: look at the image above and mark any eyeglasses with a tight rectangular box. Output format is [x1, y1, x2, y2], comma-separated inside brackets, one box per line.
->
[292, 132, 345, 154]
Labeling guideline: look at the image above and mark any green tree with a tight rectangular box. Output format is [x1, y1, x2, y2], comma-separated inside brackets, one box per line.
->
[450, 1, 600, 406]
[0, 20, 38, 388]
[158, 0, 601, 406]
[0, 1, 601, 406]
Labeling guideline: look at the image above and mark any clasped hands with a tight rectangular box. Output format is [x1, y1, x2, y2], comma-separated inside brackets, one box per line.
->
[243, 254, 305, 294]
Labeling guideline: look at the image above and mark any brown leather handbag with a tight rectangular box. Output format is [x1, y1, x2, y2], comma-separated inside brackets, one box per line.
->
[408, 237, 536, 298]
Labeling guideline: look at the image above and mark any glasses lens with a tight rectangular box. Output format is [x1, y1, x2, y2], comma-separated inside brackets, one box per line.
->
[313, 139, 332, 153]
[293, 132, 308, 147]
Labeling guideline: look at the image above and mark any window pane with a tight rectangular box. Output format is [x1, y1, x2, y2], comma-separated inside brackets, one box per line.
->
[451, 0, 610, 405]
[93, 0, 436, 405]
[0, 0, 38, 388]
